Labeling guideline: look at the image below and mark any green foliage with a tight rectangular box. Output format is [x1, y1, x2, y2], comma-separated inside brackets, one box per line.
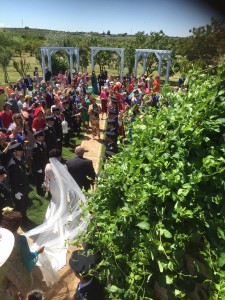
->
[51, 52, 69, 76]
[83, 58, 225, 299]
[0, 46, 14, 82]
[176, 18, 225, 70]
[13, 58, 30, 78]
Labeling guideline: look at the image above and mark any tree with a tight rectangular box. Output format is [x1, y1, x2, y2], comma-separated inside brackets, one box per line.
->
[79, 47, 89, 72]
[51, 52, 69, 76]
[24, 39, 43, 56]
[146, 30, 166, 49]
[177, 18, 225, 69]
[12, 36, 25, 57]
[107, 30, 111, 35]
[134, 31, 147, 48]
[0, 46, 14, 82]
[95, 45, 113, 71]
[124, 41, 135, 74]
[13, 58, 30, 78]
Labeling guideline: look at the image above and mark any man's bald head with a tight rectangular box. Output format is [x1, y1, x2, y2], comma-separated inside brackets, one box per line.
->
[75, 146, 85, 156]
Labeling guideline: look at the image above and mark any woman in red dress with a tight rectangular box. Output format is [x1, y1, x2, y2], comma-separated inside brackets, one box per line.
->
[153, 75, 161, 93]
[0, 103, 13, 129]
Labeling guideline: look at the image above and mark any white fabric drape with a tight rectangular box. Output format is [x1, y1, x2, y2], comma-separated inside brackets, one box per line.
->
[24, 157, 89, 287]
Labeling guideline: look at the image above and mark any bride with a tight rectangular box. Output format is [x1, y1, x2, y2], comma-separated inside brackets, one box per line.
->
[24, 149, 89, 287]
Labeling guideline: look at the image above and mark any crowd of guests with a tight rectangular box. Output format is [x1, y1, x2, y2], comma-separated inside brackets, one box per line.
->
[90, 70, 172, 159]
[0, 67, 174, 221]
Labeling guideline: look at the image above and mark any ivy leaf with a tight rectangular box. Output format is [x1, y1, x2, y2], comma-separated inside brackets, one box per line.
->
[163, 229, 172, 238]
[109, 285, 118, 292]
[218, 253, 225, 267]
[166, 275, 173, 284]
[158, 260, 163, 273]
[136, 221, 150, 230]
[134, 275, 142, 280]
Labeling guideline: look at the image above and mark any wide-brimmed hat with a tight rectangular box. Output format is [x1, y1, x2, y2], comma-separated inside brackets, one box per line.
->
[69, 249, 97, 277]
[0, 228, 15, 267]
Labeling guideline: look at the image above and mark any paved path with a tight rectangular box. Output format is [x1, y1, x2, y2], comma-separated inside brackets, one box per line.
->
[31, 118, 106, 299]
[81, 118, 106, 174]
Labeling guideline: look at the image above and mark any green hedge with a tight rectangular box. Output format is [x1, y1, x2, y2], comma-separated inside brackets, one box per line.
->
[83, 58, 225, 299]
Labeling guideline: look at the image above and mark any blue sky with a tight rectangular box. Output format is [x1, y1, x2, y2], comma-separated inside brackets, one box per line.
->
[0, 0, 223, 37]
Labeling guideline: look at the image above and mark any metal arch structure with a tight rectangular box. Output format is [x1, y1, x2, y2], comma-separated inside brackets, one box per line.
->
[90, 47, 125, 81]
[40, 47, 80, 82]
[134, 49, 173, 83]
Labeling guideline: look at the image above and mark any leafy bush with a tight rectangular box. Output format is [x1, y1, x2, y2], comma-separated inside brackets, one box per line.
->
[83, 58, 225, 299]
[51, 52, 69, 76]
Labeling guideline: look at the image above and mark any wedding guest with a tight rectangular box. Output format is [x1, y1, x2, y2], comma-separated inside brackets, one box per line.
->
[0, 209, 44, 299]
[88, 98, 101, 139]
[0, 102, 13, 129]
[12, 113, 24, 134]
[23, 121, 35, 175]
[91, 71, 99, 95]
[5, 82, 14, 100]
[7, 143, 30, 223]
[43, 116, 58, 154]
[32, 107, 45, 132]
[22, 95, 32, 111]
[0, 86, 7, 112]
[8, 123, 23, 143]
[100, 86, 109, 120]
[15, 80, 25, 99]
[24, 74, 34, 96]
[0, 132, 11, 168]
[32, 130, 48, 196]
[7, 92, 19, 114]
[69, 248, 105, 300]
[153, 74, 161, 93]
[0, 166, 12, 224]
[66, 146, 96, 191]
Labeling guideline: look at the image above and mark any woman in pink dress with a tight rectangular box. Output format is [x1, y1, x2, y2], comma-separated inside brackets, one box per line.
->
[100, 86, 109, 120]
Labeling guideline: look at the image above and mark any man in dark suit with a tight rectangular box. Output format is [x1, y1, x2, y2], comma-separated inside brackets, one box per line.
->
[66, 146, 96, 191]
[24, 74, 34, 93]
[43, 116, 58, 155]
[69, 248, 105, 300]
[44, 67, 52, 82]
[105, 132, 118, 154]
[62, 100, 73, 146]
[52, 107, 63, 153]
[32, 130, 48, 196]
[106, 119, 118, 138]
[7, 143, 30, 223]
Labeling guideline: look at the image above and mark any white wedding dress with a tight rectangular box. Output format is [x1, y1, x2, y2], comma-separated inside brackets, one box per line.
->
[24, 157, 89, 287]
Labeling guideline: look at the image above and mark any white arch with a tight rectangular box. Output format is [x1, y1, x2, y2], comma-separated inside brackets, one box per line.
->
[134, 49, 172, 83]
[40, 47, 80, 82]
[90, 47, 124, 81]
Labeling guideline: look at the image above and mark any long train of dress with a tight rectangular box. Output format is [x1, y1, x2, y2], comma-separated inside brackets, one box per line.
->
[24, 157, 89, 287]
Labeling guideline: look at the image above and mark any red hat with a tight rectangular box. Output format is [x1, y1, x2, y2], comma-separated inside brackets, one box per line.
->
[0, 133, 7, 139]
[34, 106, 43, 117]
[0, 86, 4, 91]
